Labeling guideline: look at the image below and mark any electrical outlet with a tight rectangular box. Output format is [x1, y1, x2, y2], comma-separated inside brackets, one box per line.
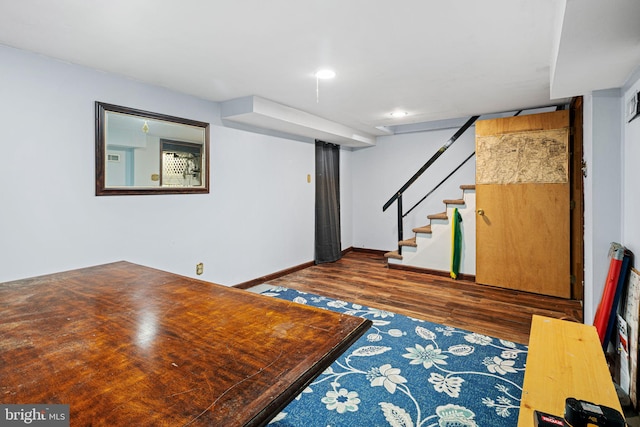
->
[196, 263, 204, 275]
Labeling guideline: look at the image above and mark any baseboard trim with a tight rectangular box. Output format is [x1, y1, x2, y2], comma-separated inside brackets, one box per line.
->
[234, 247, 390, 289]
[233, 260, 315, 289]
[350, 247, 387, 256]
[388, 263, 476, 282]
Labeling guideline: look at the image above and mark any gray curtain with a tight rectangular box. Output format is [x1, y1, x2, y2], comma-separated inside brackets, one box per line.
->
[315, 140, 341, 264]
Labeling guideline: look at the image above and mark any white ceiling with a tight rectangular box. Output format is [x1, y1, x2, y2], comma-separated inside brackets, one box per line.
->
[1, 0, 639, 141]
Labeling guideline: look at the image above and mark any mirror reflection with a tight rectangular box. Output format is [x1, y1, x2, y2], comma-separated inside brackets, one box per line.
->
[96, 102, 210, 195]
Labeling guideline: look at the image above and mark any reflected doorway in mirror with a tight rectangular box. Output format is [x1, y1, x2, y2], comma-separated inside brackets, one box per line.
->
[95, 102, 210, 196]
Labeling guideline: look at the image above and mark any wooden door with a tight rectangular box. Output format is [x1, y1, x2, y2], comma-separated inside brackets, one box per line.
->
[475, 111, 571, 298]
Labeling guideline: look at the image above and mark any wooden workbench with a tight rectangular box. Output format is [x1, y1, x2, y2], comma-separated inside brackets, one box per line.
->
[0, 262, 371, 426]
[517, 315, 623, 426]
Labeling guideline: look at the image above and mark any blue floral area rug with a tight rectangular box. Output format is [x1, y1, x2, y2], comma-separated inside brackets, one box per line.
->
[259, 286, 528, 427]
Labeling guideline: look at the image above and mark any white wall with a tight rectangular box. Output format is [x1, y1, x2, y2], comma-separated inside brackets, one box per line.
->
[340, 147, 353, 250]
[351, 127, 476, 251]
[0, 45, 316, 285]
[582, 71, 640, 325]
[622, 71, 640, 262]
[583, 90, 624, 324]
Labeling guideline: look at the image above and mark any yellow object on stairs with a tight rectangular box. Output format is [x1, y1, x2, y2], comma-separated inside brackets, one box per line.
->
[450, 207, 462, 279]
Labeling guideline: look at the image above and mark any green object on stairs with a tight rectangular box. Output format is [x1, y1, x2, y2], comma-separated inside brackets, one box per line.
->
[450, 208, 463, 279]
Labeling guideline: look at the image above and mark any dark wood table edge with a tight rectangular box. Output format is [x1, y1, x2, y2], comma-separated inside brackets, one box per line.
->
[0, 262, 374, 426]
[247, 318, 373, 427]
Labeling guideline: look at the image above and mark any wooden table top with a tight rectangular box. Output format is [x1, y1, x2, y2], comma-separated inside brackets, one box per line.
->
[0, 262, 371, 426]
[517, 315, 623, 426]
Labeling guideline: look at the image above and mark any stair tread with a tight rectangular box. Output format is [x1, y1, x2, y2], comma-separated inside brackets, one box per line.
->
[386, 185, 475, 267]
[384, 250, 403, 260]
[443, 198, 465, 205]
[399, 237, 417, 247]
[428, 212, 448, 220]
[412, 225, 432, 234]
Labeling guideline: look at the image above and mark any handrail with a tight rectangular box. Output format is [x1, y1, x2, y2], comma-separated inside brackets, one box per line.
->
[403, 151, 475, 218]
[382, 115, 479, 212]
[382, 105, 566, 256]
[401, 109, 525, 219]
[381, 115, 479, 254]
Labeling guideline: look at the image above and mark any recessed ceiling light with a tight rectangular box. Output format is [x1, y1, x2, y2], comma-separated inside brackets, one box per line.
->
[315, 69, 336, 79]
[389, 111, 409, 118]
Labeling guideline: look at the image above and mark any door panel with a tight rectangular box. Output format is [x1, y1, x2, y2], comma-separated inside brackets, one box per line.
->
[476, 111, 571, 298]
[476, 183, 570, 297]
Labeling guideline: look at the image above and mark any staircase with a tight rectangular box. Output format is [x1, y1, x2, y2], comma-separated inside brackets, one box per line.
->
[384, 185, 476, 276]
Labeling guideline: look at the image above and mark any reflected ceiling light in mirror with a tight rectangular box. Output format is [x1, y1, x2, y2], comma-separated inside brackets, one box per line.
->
[315, 69, 336, 103]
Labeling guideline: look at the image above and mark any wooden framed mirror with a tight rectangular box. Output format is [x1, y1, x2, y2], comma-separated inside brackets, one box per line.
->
[95, 102, 210, 195]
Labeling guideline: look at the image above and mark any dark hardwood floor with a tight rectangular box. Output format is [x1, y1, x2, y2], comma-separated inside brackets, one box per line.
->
[252, 249, 583, 345]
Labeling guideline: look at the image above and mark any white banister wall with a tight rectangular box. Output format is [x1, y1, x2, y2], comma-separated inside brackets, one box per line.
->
[387, 191, 476, 276]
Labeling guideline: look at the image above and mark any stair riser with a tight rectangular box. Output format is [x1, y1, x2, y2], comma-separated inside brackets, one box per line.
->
[390, 189, 476, 276]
